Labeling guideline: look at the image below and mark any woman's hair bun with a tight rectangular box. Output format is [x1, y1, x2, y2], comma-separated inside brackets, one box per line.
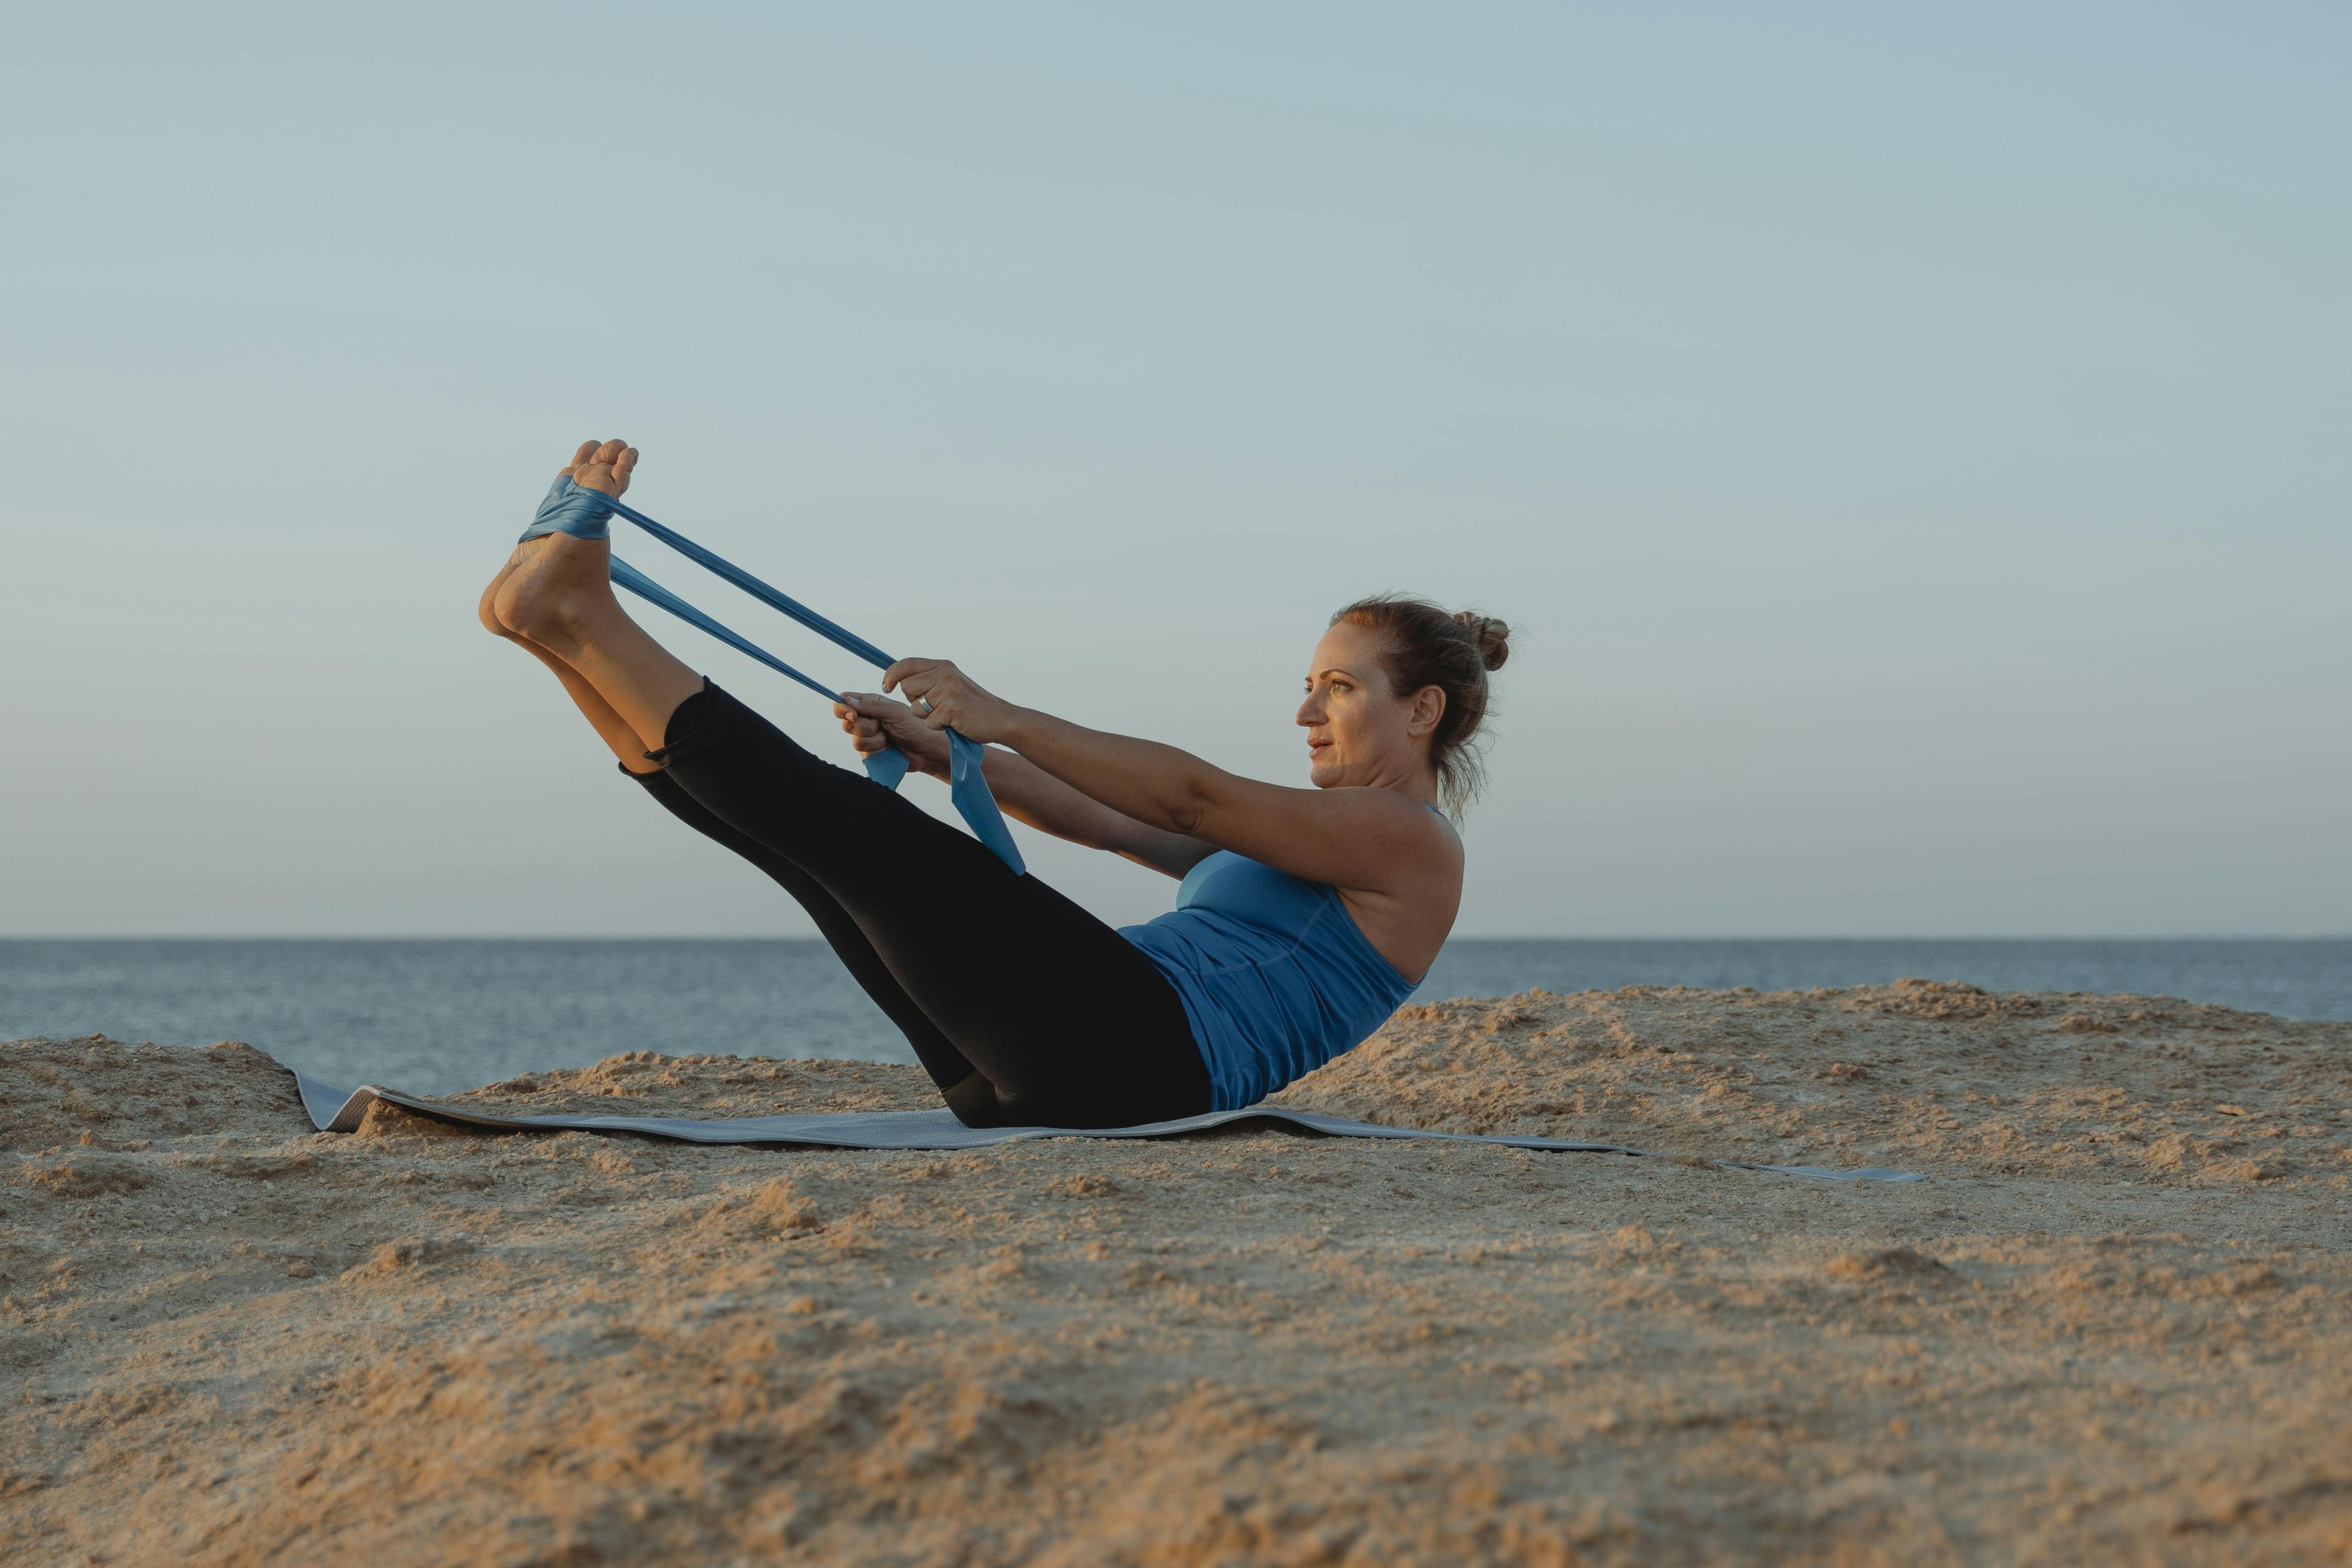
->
[1454, 611, 1511, 672]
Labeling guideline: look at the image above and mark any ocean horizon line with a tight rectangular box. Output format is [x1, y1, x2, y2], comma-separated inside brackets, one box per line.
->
[5, 933, 2348, 945]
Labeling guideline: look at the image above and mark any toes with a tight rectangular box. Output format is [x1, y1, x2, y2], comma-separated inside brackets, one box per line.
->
[557, 438, 631, 489]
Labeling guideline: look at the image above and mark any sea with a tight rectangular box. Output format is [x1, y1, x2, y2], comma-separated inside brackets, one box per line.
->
[2, 938, 2345, 1097]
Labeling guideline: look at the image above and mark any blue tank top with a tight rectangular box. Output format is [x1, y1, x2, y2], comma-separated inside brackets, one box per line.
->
[1120, 852, 1418, 1111]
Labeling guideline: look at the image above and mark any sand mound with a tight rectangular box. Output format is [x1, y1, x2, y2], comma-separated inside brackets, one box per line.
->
[1274, 980, 2350, 1184]
[4, 988, 2349, 1565]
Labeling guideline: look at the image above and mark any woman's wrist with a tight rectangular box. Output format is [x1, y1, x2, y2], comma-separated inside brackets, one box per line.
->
[993, 704, 1047, 752]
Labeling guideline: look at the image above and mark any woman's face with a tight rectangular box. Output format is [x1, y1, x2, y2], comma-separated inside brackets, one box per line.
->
[1296, 621, 1442, 790]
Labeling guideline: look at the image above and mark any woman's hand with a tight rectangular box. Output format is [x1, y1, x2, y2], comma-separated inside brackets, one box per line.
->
[834, 693, 953, 777]
[882, 659, 1024, 746]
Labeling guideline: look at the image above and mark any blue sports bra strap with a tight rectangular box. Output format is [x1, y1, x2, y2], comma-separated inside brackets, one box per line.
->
[519, 474, 1025, 874]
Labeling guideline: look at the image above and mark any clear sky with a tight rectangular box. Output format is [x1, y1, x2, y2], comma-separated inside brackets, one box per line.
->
[2, 3, 2345, 938]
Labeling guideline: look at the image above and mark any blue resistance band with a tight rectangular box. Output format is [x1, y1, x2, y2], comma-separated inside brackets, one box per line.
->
[519, 474, 1025, 875]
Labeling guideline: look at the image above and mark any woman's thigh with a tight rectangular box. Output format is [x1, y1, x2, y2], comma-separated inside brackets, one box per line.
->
[625, 763, 982, 1097]
[854, 861, 1210, 1127]
[655, 683, 1210, 1127]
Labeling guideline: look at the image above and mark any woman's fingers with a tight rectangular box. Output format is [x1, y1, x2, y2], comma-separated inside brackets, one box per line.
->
[871, 663, 995, 742]
[837, 693, 897, 722]
[560, 437, 600, 477]
[881, 657, 947, 696]
[834, 695, 905, 759]
[828, 696, 885, 756]
[886, 660, 966, 729]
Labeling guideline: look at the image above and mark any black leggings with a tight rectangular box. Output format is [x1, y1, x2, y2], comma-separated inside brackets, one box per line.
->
[630, 681, 1211, 1129]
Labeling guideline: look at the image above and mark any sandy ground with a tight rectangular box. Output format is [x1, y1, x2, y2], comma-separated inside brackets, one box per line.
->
[4, 979, 2349, 1566]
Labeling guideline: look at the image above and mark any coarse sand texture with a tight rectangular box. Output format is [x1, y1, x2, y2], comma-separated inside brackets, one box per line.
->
[5, 980, 2349, 1564]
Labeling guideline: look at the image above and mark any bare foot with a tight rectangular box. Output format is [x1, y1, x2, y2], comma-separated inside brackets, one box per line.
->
[490, 439, 638, 655]
[477, 548, 528, 643]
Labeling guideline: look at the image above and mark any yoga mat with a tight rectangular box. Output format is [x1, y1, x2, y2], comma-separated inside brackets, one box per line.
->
[288, 1065, 1925, 1182]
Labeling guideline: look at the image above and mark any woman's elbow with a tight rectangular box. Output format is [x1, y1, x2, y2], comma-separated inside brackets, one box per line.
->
[1161, 775, 1221, 837]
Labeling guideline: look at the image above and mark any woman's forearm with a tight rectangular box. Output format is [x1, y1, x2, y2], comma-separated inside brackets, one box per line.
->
[998, 708, 1223, 836]
[980, 747, 1124, 840]
[882, 660, 1448, 900]
[839, 685, 1204, 874]
[967, 746, 1203, 875]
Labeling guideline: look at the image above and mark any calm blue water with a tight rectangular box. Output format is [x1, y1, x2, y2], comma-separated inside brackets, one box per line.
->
[2, 938, 2345, 1096]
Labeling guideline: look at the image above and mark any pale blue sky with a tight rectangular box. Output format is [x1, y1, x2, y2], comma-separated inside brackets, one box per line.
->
[2, 3, 2345, 937]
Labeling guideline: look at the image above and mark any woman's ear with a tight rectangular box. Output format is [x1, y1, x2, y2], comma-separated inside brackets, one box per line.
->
[1407, 684, 1446, 739]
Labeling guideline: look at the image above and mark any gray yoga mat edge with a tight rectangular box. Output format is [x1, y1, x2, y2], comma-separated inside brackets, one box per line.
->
[291, 1069, 1925, 1183]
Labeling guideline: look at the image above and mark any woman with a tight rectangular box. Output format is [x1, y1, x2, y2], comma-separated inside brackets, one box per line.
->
[481, 439, 1510, 1129]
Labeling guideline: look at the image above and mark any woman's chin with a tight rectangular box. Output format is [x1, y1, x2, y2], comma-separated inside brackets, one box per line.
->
[1307, 756, 1342, 789]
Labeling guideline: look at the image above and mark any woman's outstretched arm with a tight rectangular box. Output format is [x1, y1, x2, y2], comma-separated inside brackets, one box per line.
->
[879, 661, 1458, 903]
[834, 693, 1215, 880]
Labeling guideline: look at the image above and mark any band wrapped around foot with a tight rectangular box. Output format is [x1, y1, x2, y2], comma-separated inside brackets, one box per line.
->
[520, 474, 618, 542]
